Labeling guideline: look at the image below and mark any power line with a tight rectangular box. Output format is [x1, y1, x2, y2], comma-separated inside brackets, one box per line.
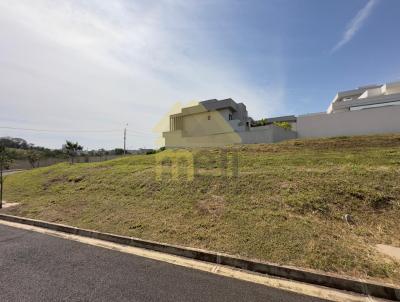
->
[0, 126, 121, 133]
[127, 133, 157, 137]
[0, 126, 154, 135]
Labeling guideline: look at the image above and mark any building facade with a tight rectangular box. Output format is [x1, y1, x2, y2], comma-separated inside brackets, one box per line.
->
[163, 99, 296, 147]
[162, 81, 400, 148]
[297, 80, 400, 138]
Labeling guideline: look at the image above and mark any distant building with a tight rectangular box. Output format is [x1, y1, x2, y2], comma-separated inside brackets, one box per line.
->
[327, 81, 400, 113]
[162, 81, 400, 148]
[297, 80, 400, 138]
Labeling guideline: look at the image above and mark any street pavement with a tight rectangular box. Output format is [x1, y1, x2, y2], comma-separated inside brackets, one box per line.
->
[0, 224, 328, 302]
[2, 170, 24, 176]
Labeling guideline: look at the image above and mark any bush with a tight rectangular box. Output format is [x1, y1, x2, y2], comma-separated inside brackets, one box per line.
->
[273, 121, 292, 130]
[252, 118, 268, 127]
[114, 148, 125, 155]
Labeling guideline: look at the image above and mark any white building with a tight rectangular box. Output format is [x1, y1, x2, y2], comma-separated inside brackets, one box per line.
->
[297, 80, 400, 138]
[327, 81, 400, 113]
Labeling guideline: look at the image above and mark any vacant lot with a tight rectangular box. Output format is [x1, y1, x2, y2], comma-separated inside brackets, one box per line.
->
[3, 134, 400, 284]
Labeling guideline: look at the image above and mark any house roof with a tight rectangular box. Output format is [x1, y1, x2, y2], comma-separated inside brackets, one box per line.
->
[170, 98, 246, 118]
[266, 115, 297, 123]
[199, 98, 240, 112]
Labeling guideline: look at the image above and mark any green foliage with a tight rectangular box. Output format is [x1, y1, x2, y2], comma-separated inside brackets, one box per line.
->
[0, 137, 65, 158]
[114, 148, 125, 155]
[252, 118, 268, 127]
[26, 150, 41, 168]
[0, 137, 29, 149]
[0, 145, 13, 170]
[64, 141, 83, 164]
[273, 121, 292, 130]
[146, 147, 165, 155]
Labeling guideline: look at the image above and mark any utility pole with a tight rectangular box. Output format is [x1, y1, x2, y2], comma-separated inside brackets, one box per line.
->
[123, 124, 128, 155]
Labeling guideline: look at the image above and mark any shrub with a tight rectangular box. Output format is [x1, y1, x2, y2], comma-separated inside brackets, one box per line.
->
[273, 121, 292, 130]
[252, 118, 268, 127]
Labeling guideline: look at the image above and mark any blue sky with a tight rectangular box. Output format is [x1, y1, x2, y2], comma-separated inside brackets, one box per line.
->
[0, 0, 399, 149]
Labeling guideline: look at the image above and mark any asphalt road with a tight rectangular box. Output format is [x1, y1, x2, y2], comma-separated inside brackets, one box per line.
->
[0, 224, 328, 302]
[2, 170, 24, 176]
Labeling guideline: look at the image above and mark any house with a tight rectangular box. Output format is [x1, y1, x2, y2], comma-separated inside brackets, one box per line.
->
[162, 81, 400, 148]
[162, 98, 296, 148]
[327, 81, 400, 113]
[297, 80, 400, 138]
[168, 98, 251, 136]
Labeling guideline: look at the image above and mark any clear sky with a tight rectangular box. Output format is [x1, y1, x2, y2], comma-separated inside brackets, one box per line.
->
[0, 0, 399, 150]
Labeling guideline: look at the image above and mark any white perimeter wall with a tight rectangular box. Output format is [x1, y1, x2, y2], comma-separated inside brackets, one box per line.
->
[297, 105, 400, 138]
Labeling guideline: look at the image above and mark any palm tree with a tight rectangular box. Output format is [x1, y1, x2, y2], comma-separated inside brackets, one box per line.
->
[64, 141, 83, 164]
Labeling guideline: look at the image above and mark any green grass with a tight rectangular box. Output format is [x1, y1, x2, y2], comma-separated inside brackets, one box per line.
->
[3, 134, 400, 284]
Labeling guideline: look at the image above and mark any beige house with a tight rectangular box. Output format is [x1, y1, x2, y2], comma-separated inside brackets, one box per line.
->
[163, 99, 296, 148]
[163, 81, 400, 148]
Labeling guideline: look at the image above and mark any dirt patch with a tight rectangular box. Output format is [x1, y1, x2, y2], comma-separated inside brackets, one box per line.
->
[196, 195, 225, 216]
[376, 244, 400, 261]
[0, 201, 20, 209]
[68, 176, 85, 183]
[43, 176, 67, 190]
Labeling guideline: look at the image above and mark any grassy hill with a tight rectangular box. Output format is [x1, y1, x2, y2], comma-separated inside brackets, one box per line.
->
[3, 134, 400, 284]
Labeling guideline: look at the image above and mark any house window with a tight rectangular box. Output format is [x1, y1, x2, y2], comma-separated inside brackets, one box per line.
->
[208, 115, 211, 120]
[229, 114, 233, 120]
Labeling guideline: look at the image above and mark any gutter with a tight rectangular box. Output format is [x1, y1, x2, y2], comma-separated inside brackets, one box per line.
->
[0, 213, 398, 301]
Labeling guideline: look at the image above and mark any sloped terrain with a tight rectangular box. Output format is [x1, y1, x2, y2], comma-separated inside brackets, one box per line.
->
[3, 134, 400, 284]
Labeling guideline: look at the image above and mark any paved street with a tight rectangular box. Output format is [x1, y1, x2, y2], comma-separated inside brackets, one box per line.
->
[0, 224, 328, 302]
[2, 170, 24, 176]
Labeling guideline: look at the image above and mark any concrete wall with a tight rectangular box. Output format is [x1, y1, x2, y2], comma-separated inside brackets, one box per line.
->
[241, 125, 297, 144]
[164, 125, 297, 148]
[164, 130, 242, 148]
[271, 125, 298, 142]
[297, 105, 400, 138]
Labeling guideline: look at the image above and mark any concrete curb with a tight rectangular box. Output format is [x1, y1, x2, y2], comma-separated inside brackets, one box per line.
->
[0, 213, 399, 301]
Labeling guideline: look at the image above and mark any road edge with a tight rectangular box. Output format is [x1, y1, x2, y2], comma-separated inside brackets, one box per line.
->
[0, 213, 399, 301]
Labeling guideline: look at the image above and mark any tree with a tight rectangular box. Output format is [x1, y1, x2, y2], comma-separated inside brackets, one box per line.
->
[64, 141, 83, 164]
[0, 145, 13, 209]
[114, 148, 125, 155]
[27, 149, 41, 168]
[252, 118, 268, 127]
[0, 137, 28, 149]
